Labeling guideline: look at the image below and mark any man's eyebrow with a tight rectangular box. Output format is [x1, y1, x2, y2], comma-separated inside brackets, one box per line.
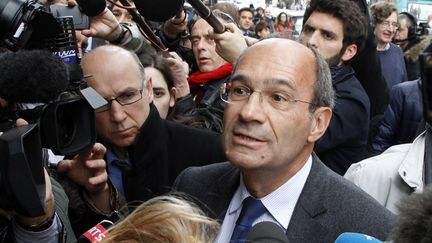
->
[231, 74, 296, 90]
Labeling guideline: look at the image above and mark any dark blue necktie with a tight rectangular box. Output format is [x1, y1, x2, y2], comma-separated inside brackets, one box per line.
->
[230, 196, 267, 243]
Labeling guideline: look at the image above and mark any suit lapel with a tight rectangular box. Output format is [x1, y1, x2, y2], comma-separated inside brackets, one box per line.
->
[287, 154, 332, 242]
[208, 164, 240, 221]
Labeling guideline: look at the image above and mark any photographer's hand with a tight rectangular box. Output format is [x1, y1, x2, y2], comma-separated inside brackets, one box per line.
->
[164, 10, 188, 39]
[57, 143, 111, 213]
[209, 23, 250, 64]
[166, 52, 190, 99]
[67, 0, 124, 42]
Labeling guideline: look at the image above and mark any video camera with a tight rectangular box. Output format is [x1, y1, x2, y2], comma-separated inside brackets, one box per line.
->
[0, 0, 100, 217]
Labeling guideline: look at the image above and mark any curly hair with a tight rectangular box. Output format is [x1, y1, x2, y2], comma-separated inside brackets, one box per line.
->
[370, 1, 397, 27]
[303, 0, 368, 53]
[101, 195, 220, 243]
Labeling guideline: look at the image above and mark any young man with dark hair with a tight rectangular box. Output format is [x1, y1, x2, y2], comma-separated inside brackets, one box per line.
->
[299, 0, 371, 174]
[238, 8, 255, 37]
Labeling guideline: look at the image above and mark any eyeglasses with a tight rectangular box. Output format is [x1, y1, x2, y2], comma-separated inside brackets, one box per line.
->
[95, 88, 144, 113]
[220, 82, 318, 111]
[379, 20, 399, 30]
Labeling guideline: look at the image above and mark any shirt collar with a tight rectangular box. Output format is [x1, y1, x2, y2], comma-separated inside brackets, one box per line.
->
[228, 155, 313, 229]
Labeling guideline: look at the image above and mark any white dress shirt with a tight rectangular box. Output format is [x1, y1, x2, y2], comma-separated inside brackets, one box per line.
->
[216, 155, 313, 243]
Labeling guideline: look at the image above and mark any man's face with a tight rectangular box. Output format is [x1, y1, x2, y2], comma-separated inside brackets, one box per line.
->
[257, 27, 271, 39]
[374, 11, 398, 46]
[300, 12, 345, 67]
[223, 39, 319, 175]
[264, 8, 271, 18]
[239, 10, 253, 30]
[82, 49, 152, 148]
[395, 18, 409, 42]
[191, 19, 228, 72]
[112, 4, 133, 23]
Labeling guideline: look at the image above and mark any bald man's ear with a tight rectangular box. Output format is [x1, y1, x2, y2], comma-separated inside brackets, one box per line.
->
[145, 77, 153, 102]
[308, 107, 332, 143]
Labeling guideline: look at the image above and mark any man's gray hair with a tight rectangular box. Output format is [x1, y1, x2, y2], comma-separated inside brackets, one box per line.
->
[129, 50, 147, 87]
[309, 47, 335, 111]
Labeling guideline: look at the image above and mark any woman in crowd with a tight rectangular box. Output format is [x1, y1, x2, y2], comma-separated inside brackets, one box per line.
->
[101, 195, 219, 243]
[274, 12, 294, 34]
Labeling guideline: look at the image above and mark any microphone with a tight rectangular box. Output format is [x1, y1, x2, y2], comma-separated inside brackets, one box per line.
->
[186, 0, 226, 33]
[76, 0, 107, 17]
[245, 221, 289, 243]
[335, 232, 382, 243]
[134, 0, 184, 22]
[78, 220, 114, 242]
[0, 50, 68, 103]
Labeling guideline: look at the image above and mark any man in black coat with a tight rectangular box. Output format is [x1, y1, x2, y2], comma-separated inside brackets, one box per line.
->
[299, 0, 371, 174]
[80, 45, 226, 204]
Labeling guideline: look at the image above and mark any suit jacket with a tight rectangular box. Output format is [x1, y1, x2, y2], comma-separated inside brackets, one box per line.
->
[173, 154, 395, 242]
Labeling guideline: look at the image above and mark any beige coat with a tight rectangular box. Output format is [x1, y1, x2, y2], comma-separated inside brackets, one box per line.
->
[344, 132, 425, 213]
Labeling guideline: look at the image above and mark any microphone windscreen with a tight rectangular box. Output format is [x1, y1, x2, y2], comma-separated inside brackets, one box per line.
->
[0, 50, 69, 103]
[134, 0, 184, 22]
[76, 0, 107, 16]
[245, 221, 289, 243]
[335, 232, 382, 243]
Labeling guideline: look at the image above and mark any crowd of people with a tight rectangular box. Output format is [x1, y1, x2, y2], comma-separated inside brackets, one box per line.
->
[0, 0, 432, 242]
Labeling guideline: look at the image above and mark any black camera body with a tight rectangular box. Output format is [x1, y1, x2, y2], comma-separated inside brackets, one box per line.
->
[0, 0, 97, 216]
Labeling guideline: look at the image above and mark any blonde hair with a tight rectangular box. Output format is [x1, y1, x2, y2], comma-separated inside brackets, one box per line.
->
[100, 195, 220, 243]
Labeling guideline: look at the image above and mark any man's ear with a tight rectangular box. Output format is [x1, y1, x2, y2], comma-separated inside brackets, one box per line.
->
[145, 77, 153, 102]
[308, 107, 333, 143]
[169, 87, 176, 108]
[341, 44, 358, 63]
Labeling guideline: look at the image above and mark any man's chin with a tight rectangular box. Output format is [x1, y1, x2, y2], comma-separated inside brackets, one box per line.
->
[110, 135, 136, 148]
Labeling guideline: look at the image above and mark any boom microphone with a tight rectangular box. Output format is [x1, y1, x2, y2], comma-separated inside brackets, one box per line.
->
[0, 50, 68, 103]
[335, 232, 382, 243]
[245, 221, 289, 243]
[76, 0, 106, 17]
[186, 0, 225, 33]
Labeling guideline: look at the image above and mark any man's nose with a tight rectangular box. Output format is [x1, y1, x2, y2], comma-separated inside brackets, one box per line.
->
[238, 92, 266, 123]
[307, 32, 319, 48]
[110, 100, 127, 122]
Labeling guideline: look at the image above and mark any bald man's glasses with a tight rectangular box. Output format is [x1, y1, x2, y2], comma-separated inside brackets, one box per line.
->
[95, 88, 144, 113]
[220, 82, 318, 111]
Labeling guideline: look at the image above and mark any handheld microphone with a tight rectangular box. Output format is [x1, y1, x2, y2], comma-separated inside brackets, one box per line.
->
[186, 0, 226, 33]
[245, 221, 289, 243]
[335, 232, 382, 243]
[0, 50, 68, 103]
[76, 0, 107, 16]
[78, 220, 114, 242]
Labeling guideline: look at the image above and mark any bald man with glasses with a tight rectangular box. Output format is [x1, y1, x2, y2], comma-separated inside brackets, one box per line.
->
[80, 45, 226, 204]
[174, 38, 395, 243]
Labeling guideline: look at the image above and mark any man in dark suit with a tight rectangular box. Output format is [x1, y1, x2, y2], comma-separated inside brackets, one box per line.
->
[174, 38, 395, 242]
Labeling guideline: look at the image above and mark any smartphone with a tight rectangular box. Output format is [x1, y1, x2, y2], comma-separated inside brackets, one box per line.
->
[49, 5, 90, 30]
